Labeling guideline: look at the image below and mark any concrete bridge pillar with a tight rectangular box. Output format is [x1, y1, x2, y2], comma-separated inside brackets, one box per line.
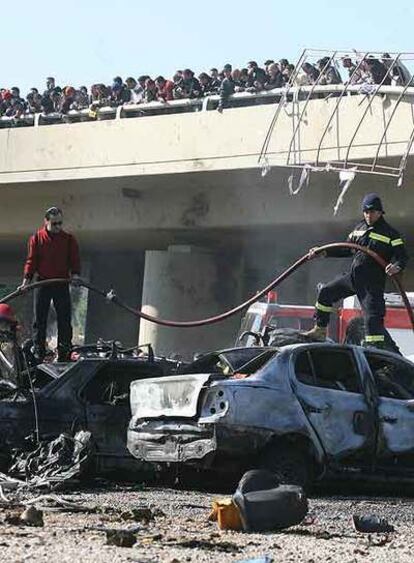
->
[139, 246, 244, 359]
[85, 251, 145, 346]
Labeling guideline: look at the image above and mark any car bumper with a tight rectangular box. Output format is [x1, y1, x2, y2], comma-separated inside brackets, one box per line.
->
[127, 420, 271, 465]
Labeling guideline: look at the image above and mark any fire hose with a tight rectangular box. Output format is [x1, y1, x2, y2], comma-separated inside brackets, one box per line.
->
[1, 243, 413, 331]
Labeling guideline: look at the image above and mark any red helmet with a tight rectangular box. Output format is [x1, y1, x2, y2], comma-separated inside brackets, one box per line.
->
[0, 303, 16, 324]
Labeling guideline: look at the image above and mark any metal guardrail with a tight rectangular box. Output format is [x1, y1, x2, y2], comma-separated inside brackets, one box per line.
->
[257, 49, 414, 189]
[3, 83, 414, 129]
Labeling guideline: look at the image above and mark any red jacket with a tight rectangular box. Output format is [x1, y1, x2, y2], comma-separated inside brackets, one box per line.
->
[24, 227, 81, 280]
[157, 80, 174, 101]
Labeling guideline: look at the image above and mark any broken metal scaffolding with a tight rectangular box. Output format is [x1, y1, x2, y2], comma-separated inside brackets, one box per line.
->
[258, 49, 414, 212]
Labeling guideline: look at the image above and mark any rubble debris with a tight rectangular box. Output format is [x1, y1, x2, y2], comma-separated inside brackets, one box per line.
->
[4, 506, 44, 527]
[353, 514, 395, 533]
[237, 557, 273, 563]
[172, 538, 241, 553]
[120, 507, 155, 522]
[368, 534, 393, 546]
[139, 533, 163, 544]
[209, 497, 243, 531]
[19, 506, 44, 527]
[209, 470, 308, 532]
[233, 470, 308, 532]
[9, 430, 94, 489]
[24, 494, 94, 513]
[105, 529, 137, 548]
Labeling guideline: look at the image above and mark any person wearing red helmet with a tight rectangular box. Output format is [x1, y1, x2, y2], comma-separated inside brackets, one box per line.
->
[19, 207, 81, 363]
[0, 304, 17, 325]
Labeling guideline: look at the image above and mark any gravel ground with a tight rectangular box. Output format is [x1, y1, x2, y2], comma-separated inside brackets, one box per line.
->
[1, 483, 414, 563]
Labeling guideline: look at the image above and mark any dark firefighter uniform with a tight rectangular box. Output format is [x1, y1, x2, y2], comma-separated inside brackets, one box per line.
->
[315, 198, 408, 347]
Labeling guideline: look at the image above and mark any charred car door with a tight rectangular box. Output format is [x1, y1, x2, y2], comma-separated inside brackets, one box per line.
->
[292, 346, 375, 467]
[80, 360, 164, 473]
[363, 351, 414, 474]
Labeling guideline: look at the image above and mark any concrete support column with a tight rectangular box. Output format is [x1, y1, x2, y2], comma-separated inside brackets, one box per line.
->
[139, 246, 244, 359]
[85, 252, 145, 346]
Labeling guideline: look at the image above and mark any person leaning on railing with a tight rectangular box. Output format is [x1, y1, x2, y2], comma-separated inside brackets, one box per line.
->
[217, 64, 235, 112]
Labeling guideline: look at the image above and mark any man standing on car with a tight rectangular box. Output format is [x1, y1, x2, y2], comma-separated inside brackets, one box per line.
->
[19, 207, 81, 362]
[305, 193, 408, 349]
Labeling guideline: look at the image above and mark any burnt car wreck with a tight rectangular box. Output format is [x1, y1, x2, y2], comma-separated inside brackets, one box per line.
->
[0, 329, 182, 476]
[128, 343, 414, 486]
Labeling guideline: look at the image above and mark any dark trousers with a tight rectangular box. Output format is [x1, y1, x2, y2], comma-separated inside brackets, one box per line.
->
[33, 284, 72, 359]
[315, 272, 386, 343]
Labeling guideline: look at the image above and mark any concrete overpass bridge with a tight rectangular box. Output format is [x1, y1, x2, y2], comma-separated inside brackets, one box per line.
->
[1, 78, 414, 357]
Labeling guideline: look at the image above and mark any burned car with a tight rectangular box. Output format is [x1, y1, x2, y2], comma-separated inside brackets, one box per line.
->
[0, 342, 181, 475]
[127, 343, 414, 486]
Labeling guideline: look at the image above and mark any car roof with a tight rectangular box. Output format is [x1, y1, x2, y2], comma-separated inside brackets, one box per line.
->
[273, 341, 411, 362]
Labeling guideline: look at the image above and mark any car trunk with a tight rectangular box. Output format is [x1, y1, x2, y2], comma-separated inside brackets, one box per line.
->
[130, 373, 225, 420]
[128, 373, 225, 463]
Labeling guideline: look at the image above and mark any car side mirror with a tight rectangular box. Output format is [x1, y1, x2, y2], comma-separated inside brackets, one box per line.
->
[406, 400, 414, 411]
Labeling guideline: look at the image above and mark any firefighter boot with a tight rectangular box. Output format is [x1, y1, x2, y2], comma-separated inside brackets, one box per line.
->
[302, 325, 327, 341]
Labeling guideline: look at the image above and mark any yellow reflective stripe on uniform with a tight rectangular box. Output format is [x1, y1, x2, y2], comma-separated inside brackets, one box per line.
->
[391, 238, 404, 247]
[349, 230, 366, 238]
[365, 335, 385, 342]
[315, 302, 335, 313]
[369, 232, 391, 244]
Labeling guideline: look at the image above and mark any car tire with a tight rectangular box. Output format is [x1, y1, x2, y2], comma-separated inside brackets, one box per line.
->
[259, 446, 310, 488]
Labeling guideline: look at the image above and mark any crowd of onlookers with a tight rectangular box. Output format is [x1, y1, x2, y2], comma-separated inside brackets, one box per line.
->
[0, 54, 412, 119]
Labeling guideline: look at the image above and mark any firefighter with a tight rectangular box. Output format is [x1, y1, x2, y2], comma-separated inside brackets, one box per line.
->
[0, 303, 17, 337]
[18, 207, 81, 362]
[305, 193, 408, 348]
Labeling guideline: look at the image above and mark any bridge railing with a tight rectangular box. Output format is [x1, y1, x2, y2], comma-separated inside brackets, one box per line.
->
[2, 83, 414, 129]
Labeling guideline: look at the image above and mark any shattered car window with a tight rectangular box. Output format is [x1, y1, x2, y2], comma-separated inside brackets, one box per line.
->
[81, 362, 165, 405]
[365, 353, 414, 400]
[179, 348, 269, 376]
[295, 348, 361, 393]
[232, 349, 279, 376]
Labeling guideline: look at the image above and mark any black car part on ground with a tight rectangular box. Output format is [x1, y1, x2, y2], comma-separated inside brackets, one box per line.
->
[1, 243, 413, 332]
[7, 430, 94, 489]
[233, 469, 308, 532]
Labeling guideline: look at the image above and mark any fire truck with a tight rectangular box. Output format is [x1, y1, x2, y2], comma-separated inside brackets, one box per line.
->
[236, 291, 414, 360]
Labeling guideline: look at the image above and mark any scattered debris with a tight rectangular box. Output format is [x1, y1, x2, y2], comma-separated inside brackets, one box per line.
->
[233, 470, 308, 532]
[172, 538, 241, 553]
[368, 534, 394, 547]
[353, 514, 395, 533]
[105, 528, 137, 548]
[8, 430, 94, 489]
[209, 497, 243, 531]
[19, 506, 44, 527]
[4, 506, 44, 527]
[120, 507, 155, 522]
[209, 470, 308, 533]
[139, 533, 163, 544]
[237, 556, 273, 563]
[4, 512, 23, 526]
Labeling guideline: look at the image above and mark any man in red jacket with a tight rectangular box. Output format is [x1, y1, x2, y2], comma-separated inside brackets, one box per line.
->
[19, 207, 81, 362]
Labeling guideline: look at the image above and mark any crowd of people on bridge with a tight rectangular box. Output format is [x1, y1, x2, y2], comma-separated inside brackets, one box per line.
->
[0, 54, 411, 119]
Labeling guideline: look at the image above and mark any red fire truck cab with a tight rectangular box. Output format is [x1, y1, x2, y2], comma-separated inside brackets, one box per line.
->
[237, 292, 414, 360]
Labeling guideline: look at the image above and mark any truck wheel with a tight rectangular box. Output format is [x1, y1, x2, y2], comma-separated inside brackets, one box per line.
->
[259, 446, 310, 488]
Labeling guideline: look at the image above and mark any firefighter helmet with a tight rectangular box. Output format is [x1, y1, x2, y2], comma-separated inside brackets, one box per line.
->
[0, 303, 16, 324]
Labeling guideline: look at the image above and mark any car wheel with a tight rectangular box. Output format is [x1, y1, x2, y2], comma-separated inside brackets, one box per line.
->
[259, 446, 310, 488]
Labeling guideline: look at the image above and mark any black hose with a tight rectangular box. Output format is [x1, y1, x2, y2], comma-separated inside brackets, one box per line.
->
[1, 243, 413, 331]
